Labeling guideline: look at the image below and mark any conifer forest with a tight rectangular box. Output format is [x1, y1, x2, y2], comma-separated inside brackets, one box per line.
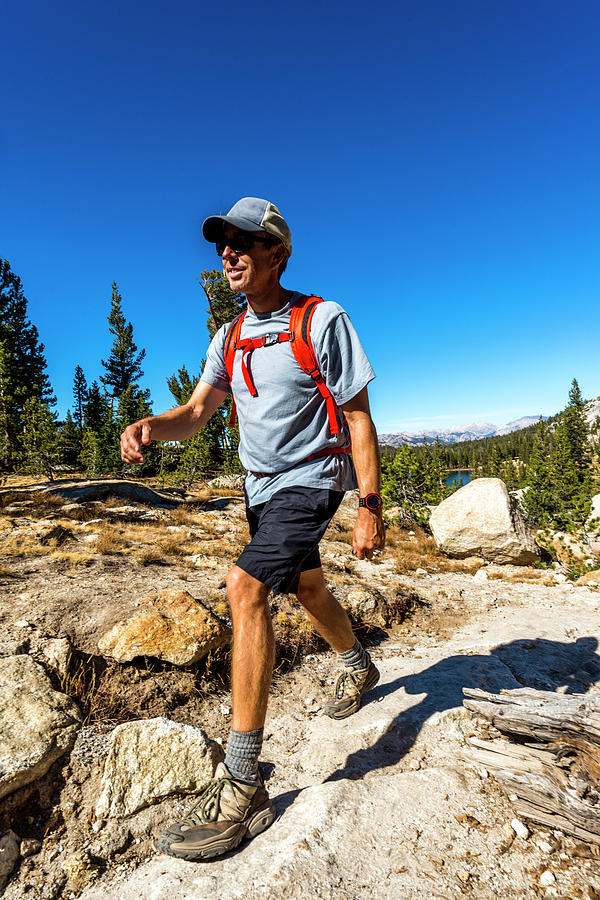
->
[1, 257, 598, 532]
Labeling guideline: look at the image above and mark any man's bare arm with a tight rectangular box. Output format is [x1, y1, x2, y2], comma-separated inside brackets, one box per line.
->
[342, 387, 386, 560]
[120, 380, 229, 464]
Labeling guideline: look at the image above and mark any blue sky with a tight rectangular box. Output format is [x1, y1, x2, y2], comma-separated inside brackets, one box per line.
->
[2, 0, 599, 433]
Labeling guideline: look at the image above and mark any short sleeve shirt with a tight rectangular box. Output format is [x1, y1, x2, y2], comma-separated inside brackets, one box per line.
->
[201, 292, 376, 506]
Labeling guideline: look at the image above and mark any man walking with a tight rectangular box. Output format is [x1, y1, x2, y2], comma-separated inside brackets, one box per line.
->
[120, 197, 385, 860]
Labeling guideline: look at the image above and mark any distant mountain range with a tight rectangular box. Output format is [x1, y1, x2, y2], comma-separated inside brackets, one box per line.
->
[378, 416, 547, 448]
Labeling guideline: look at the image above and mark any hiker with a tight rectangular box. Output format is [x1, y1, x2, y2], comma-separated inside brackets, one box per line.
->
[120, 197, 385, 860]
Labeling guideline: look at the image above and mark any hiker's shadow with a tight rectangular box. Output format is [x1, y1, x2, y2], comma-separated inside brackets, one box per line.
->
[325, 636, 600, 783]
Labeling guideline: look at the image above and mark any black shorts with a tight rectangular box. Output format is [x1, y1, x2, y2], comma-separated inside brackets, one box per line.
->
[236, 486, 345, 595]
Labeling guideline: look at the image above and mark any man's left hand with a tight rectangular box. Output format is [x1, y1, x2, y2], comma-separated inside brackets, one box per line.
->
[352, 509, 386, 560]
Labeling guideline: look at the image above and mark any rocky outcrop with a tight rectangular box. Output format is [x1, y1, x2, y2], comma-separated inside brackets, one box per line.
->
[0, 479, 182, 507]
[95, 718, 224, 819]
[430, 478, 540, 565]
[97, 589, 231, 666]
[0, 656, 81, 800]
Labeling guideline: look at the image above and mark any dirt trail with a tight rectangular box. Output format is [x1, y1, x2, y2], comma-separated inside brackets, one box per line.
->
[76, 576, 600, 900]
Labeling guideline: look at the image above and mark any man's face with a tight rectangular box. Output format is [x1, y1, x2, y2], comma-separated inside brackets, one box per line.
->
[219, 224, 280, 294]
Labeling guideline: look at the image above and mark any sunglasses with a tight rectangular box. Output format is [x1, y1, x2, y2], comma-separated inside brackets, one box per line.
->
[215, 233, 275, 257]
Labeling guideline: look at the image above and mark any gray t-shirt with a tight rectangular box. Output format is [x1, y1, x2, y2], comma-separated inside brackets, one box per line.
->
[201, 292, 375, 506]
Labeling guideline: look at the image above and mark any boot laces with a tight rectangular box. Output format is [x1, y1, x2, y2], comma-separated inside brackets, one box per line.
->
[182, 774, 242, 826]
[333, 669, 360, 700]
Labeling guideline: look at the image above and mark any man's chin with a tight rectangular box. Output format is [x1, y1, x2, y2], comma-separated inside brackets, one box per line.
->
[227, 273, 246, 290]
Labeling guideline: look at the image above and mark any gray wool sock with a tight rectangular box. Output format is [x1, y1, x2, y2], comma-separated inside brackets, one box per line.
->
[224, 728, 263, 784]
[338, 638, 371, 672]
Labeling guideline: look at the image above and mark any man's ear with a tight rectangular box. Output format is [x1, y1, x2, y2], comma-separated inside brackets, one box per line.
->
[270, 242, 286, 270]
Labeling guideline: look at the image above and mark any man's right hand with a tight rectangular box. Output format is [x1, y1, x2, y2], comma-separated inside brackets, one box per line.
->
[120, 420, 153, 464]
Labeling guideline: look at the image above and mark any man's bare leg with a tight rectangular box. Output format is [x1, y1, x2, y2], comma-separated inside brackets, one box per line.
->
[296, 567, 378, 718]
[295, 567, 355, 652]
[225, 565, 274, 732]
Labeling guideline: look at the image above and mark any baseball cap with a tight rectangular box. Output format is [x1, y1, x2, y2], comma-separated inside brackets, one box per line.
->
[202, 197, 292, 258]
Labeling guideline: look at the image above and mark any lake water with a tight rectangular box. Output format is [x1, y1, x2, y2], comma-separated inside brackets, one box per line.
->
[445, 470, 472, 489]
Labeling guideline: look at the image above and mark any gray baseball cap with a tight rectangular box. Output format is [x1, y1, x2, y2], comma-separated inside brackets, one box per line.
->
[202, 197, 292, 258]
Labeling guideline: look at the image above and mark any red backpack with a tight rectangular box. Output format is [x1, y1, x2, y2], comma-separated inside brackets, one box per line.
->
[223, 295, 350, 474]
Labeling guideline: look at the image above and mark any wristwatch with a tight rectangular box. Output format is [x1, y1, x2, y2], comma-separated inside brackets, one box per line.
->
[359, 492, 383, 512]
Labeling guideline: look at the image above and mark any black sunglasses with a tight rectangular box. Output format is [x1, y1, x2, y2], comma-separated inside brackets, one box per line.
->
[215, 233, 275, 257]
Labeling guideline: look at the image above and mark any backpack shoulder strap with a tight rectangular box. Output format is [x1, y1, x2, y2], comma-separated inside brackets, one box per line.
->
[289, 296, 341, 436]
[223, 310, 246, 384]
[223, 310, 246, 429]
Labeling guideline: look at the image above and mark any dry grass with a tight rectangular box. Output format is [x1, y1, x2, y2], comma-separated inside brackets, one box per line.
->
[169, 506, 199, 527]
[186, 487, 244, 504]
[273, 610, 326, 670]
[59, 655, 138, 726]
[213, 599, 230, 618]
[0, 533, 51, 559]
[49, 550, 95, 570]
[382, 524, 482, 574]
[136, 547, 172, 566]
[95, 526, 131, 555]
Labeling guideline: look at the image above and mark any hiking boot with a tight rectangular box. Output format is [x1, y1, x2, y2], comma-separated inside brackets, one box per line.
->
[323, 662, 380, 719]
[157, 762, 276, 861]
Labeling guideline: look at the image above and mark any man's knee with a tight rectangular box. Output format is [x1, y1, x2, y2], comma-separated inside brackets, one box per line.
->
[296, 569, 327, 608]
[226, 565, 270, 614]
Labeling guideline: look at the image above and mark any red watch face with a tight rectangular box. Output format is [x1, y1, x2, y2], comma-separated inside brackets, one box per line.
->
[365, 493, 382, 511]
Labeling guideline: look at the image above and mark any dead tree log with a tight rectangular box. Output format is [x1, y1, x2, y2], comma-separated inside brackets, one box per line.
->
[462, 687, 600, 844]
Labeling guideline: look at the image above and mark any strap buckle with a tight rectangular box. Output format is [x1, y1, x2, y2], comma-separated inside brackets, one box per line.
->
[261, 333, 280, 347]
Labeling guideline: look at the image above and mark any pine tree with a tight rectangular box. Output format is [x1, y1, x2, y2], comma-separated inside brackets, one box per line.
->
[523, 419, 555, 524]
[72, 365, 88, 436]
[80, 428, 102, 477]
[20, 398, 60, 480]
[549, 379, 593, 526]
[0, 342, 12, 470]
[82, 382, 116, 474]
[100, 282, 146, 403]
[423, 438, 446, 503]
[83, 381, 107, 432]
[58, 411, 80, 468]
[165, 365, 226, 484]
[0, 259, 56, 468]
[199, 270, 245, 340]
[381, 444, 429, 525]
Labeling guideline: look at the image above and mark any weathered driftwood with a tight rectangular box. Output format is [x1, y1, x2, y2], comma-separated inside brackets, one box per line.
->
[462, 687, 600, 844]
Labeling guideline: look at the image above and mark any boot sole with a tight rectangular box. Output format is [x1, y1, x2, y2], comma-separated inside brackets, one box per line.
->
[324, 665, 381, 720]
[157, 799, 276, 861]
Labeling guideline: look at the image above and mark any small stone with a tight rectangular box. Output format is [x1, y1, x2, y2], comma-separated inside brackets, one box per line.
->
[553, 573, 568, 584]
[220, 703, 232, 716]
[0, 831, 20, 892]
[502, 822, 516, 847]
[64, 848, 101, 893]
[15, 619, 32, 629]
[535, 838, 555, 854]
[473, 568, 488, 583]
[511, 818, 529, 840]
[415, 568, 428, 576]
[538, 870, 555, 886]
[456, 870, 470, 883]
[19, 838, 41, 858]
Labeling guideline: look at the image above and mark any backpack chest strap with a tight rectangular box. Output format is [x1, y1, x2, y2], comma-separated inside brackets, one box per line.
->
[233, 331, 294, 397]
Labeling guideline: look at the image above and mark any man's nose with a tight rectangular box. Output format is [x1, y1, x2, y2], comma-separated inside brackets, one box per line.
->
[221, 243, 237, 259]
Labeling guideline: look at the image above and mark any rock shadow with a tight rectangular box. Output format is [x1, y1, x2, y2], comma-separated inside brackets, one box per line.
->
[325, 636, 600, 782]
